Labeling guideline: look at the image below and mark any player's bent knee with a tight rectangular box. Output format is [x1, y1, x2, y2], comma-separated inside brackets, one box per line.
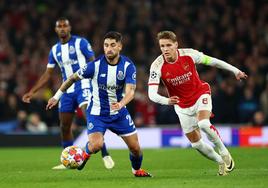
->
[197, 119, 211, 131]
[89, 141, 103, 154]
[88, 135, 104, 153]
[191, 139, 203, 149]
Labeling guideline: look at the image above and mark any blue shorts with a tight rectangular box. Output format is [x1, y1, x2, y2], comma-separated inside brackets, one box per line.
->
[58, 88, 91, 113]
[86, 108, 136, 136]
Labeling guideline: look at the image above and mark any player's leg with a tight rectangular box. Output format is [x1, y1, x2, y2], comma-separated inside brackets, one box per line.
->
[59, 112, 75, 147]
[175, 105, 226, 175]
[77, 132, 104, 170]
[196, 94, 235, 172]
[80, 103, 114, 169]
[197, 111, 235, 172]
[121, 133, 152, 177]
[52, 94, 76, 170]
[186, 129, 227, 176]
[77, 114, 107, 170]
[52, 112, 74, 170]
[110, 110, 151, 177]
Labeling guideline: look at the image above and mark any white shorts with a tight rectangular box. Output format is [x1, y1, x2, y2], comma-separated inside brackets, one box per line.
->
[174, 94, 212, 134]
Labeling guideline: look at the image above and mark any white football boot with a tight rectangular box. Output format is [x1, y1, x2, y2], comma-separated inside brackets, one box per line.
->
[52, 164, 67, 170]
[221, 153, 235, 172]
[218, 162, 228, 176]
[102, 155, 115, 169]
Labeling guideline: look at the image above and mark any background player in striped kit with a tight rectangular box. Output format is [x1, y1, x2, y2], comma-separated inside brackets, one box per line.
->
[22, 17, 114, 170]
[46, 31, 152, 177]
[148, 31, 247, 176]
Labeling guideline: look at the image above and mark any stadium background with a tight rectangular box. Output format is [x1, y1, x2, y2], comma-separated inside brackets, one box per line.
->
[0, 1, 268, 188]
[0, 0, 268, 147]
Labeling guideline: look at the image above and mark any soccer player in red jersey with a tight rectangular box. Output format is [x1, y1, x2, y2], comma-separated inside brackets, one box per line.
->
[148, 31, 247, 176]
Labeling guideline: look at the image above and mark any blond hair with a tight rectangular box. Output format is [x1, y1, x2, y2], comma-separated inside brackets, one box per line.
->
[157, 31, 177, 42]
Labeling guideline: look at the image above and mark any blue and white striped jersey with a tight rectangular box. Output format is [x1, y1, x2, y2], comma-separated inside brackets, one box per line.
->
[77, 55, 136, 116]
[47, 35, 95, 93]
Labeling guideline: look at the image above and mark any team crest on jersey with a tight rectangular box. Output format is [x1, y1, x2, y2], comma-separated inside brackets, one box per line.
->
[150, 71, 157, 79]
[132, 72, 136, 80]
[69, 46, 75, 54]
[165, 72, 171, 77]
[87, 122, 94, 130]
[117, 71, 125, 80]
[182, 61, 190, 71]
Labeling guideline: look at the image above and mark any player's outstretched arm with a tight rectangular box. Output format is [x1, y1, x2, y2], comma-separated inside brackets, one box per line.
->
[111, 83, 135, 111]
[46, 73, 81, 110]
[22, 68, 53, 103]
[148, 84, 179, 105]
[201, 55, 247, 81]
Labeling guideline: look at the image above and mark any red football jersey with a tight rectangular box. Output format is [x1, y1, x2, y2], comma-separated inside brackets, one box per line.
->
[148, 48, 211, 108]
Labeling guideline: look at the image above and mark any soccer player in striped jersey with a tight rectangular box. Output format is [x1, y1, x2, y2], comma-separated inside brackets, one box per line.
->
[22, 17, 114, 170]
[148, 31, 247, 176]
[46, 31, 152, 177]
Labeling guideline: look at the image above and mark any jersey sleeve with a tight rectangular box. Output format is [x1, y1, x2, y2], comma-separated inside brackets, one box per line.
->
[80, 38, 95, 60]
[77, 62, 95, 79]
[47, 49, 56, 68]
[125, 63, 136, 85]
[185, 49, 205, 64]
[148, 60, 162, 85]
[187, 49, 240, 75]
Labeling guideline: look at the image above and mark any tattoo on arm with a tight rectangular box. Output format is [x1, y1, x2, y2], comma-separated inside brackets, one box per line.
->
[130, 85, 136, 91]
[61, 73, 80, 92]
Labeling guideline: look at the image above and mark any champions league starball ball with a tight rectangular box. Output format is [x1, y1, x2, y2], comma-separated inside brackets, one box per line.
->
[60, 146, 85, 169]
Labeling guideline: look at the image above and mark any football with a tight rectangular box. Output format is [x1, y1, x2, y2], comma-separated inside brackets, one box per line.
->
[60, 146, 85, 169]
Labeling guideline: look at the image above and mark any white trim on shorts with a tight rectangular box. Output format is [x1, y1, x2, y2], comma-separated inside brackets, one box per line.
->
[119, 130, 137, 137]
[79, 101, 88, 108]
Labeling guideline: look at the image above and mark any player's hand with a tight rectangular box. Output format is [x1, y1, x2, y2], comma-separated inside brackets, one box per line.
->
[46, 98, 58, 110]
[22, 92, 33, 103]
[111, 102, 123, 111]
[236, 71, 248, 81]
[168, 96, 179, 105]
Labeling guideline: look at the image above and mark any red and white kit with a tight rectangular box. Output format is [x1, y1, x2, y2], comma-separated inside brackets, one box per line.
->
[148, 48, 240, 133]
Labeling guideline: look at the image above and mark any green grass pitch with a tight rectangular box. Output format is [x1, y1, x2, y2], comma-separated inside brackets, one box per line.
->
[0, 147, 267, 188]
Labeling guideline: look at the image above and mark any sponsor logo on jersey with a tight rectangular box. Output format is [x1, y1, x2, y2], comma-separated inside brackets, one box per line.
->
[167, 71, 192, 86]
[62, 59, 79, 66]
[99, 84, 123, 90]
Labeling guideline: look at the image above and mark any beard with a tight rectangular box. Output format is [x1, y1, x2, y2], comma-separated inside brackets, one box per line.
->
[106, 53, 118, 61]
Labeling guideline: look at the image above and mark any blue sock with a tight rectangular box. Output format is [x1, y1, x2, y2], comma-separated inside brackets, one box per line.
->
[129, 153, 143, 170]
[85, 142, 92, 155]
[62, 140, 73, 148]
[101, 143, 109, 157]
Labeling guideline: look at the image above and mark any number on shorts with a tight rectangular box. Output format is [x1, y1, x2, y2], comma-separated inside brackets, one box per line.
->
[126, 115, 134, 126]
[202, 98, 208, 104]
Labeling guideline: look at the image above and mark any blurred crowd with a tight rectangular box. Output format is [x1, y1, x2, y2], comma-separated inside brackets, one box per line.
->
[0, 0, 268, 133]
